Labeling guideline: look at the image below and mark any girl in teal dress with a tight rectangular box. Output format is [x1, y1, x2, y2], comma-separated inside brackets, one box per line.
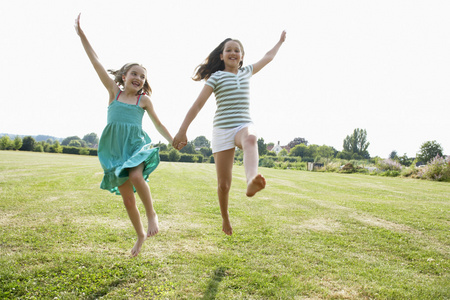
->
[75, 14, 179, 256]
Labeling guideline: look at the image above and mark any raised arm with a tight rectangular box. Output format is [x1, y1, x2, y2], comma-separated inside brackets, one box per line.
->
[74, 14, 117, 101]
[252, 30, 286, 75]
[172, 84, 213, 149]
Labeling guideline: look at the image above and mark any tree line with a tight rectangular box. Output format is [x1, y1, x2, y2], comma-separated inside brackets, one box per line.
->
[0, 128, 445, 166]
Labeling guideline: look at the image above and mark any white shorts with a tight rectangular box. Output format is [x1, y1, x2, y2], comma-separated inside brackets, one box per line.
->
[212, 123, 253, 153]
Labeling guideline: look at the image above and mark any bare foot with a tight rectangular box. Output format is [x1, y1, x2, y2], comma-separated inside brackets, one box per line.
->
[131, 233, 147, 257]
[246, 174, 266, 197]
[222, 218, 233, 235]
[147, 213, 159, 237]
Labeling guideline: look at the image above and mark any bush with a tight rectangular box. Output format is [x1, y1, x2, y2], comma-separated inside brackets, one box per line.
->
[281, 156, 300, 163]
[259, 157, 275, 168]
[50, 142, 63, 153]
[377, 158, 402, 172]
[340, 163, 355, 173]
[168, 149, 181, 162]
[33, 145, 44, 152]
[179, 154, 202, 163]
[380, 170, 401, 177]
[274, 161, 306, 170]
[159, 152, 169, 161]
[417, 155, 450, 181]
[401, 167, 419, 178]
[79, 148, 90, 155]
[324, 162, 340, 172]
[62, 146, 80, 155]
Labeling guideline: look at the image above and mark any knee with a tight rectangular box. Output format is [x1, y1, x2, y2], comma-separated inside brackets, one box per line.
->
[217, 181, 231, 194]
[243, 134, 257, 148]
[128, 170, 144, 185]
[122, 195, 136, 208]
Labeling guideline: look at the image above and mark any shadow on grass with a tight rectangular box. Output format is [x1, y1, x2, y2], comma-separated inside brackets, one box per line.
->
[202, 267, 228, 300]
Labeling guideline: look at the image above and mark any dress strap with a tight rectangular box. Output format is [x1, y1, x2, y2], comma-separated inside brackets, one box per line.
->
[136, 94, 142, 106]
[115, 91, 122, 101]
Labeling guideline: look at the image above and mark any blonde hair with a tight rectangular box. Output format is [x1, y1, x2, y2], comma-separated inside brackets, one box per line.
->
[108, 63, 152, 95]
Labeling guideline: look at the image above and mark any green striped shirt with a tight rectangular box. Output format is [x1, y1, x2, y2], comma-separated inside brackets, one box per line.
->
[206, 65, 253, 129]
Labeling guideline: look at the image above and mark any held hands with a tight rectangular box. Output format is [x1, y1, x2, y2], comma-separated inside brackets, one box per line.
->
[172, 131, 188, 150]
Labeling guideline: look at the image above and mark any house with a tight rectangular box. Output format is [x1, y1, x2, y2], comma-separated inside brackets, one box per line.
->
[268, 141, 291, 155]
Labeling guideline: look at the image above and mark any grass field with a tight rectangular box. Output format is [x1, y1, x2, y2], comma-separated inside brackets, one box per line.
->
[0, 151, 449, 299]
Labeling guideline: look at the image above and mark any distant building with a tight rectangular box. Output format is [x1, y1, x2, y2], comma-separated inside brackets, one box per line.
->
[268, 141, 290, 155]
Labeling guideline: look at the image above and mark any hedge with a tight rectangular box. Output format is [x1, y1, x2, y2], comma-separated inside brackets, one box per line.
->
[159, 152, 204, 163]
[61, 146, 98, 156]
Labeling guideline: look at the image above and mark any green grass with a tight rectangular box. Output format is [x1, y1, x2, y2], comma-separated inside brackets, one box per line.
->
[0, 151, 449, 299]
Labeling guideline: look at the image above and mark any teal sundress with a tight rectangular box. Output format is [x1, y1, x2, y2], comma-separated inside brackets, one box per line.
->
[98, 91, 160, 195]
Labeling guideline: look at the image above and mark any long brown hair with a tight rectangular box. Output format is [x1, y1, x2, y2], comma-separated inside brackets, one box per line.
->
[192, 38, 245, 81]
[108, 63, 152, 95]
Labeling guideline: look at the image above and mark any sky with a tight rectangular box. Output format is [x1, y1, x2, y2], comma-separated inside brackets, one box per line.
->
[1, 0, 449, 158]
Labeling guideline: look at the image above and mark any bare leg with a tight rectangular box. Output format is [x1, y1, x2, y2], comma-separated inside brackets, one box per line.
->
[128, 163, 159, 237]
[118, 181, 147, 257]
[214, 149, 235, 235]
[235, 125, 266, 197]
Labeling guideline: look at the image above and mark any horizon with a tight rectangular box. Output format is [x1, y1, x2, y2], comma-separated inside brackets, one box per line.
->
[1, 131, 446, 159]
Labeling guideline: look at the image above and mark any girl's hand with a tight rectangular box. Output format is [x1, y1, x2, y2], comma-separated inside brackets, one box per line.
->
[280, 30, 287, 43]
[74, 13, 82, 36]
[172, 132, 188, 150]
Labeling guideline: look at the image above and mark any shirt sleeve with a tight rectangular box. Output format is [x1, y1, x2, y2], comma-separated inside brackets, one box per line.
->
[205, 73, 218, 89]
[245, 65, 254, 76]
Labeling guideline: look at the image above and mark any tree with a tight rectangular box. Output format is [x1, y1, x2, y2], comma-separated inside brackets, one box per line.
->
[0, 135, 13, 150]
[154, 142, 168, 152]
[13, 136, 23, 150]
[69, 140, 82, 147]
[417, 140, 443, 163]
[82, 133, 99, 147]
[288, 137, 308, 149]
[398, 153, 413, 166]
[343, 128, 370, 159]
[179, 141, 197, 154]
[389, 150, 398, 160]
[257, 138, 267, 156]
[336, 151, 352, 160]
[21, 136, 36, 151]
[193, 136, 211, 149]
[62, 136, 81, 146]
[278, 148, 288, 157]
[50, 141, 62, 153]
[34, 144, 44, 152]
[318, 145, 336, 159]
[199, 147, 212, 158]
[289, 144, 308, 157]
[307, 144, 319, 159]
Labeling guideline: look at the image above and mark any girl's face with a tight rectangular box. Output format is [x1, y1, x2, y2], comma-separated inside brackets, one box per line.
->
[220, 41, 243, 69]
[122, 65, 147, 92]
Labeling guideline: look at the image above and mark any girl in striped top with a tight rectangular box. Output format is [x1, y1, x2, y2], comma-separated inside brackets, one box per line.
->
[173, 31, 286, 235]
